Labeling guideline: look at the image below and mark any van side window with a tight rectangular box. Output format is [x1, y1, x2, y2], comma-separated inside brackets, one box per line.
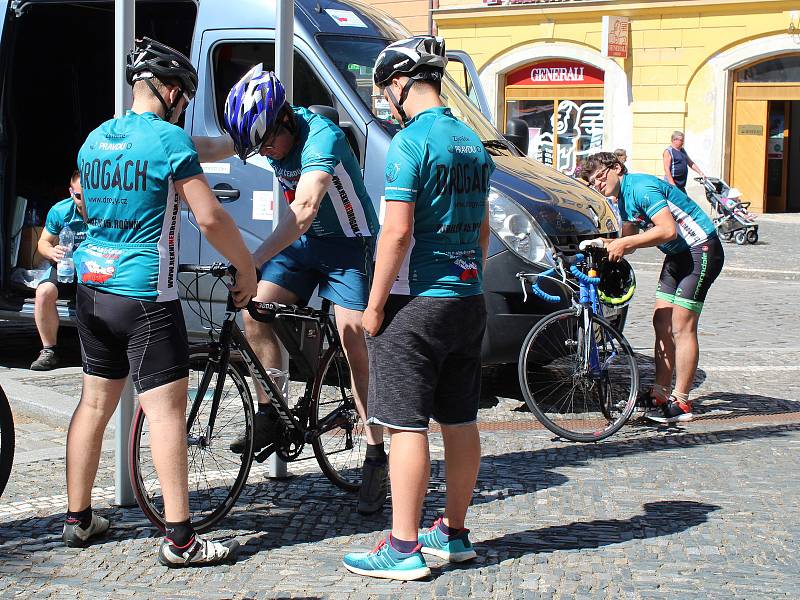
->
[212, 43, 333, 130]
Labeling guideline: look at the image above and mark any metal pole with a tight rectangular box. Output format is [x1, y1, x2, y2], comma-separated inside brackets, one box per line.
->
[269, 0, 294, 479]
[113, 0, 136, 506]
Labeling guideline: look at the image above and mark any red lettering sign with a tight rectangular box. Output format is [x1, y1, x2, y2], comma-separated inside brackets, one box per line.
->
[506, 61, 605, 87]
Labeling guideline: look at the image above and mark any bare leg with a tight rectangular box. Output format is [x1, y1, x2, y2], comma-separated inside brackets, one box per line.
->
[440, 423, 480, 530]
[389, 429, 429, 541]
[652, 300, 675, 389]
[34, 282, 60, 348]
[670, 306, 701, 396]
[66, 375, 126, 511]
[137, 378, 191, 522]
[334, 304, 383, 446]
[242, 280, 299, 405]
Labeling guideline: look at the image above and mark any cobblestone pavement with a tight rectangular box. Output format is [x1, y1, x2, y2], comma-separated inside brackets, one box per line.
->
[1, 218, 798, 599]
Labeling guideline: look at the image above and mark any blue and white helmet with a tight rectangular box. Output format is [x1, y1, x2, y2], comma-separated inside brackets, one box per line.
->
[223, 65, 287, 160]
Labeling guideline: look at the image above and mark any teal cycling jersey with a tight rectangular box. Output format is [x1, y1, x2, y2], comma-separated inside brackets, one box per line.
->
[268, 106, 378, 238]
[45, 198, 87, 251]
[384, 106, 494, 297]
[618, 173, 716, 255]
[74, 111, 203, 301]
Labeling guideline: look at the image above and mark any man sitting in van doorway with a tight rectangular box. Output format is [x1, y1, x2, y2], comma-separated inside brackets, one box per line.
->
[192, 67, 388, 515]
[663, 131, 705, 195]
[30, 170, 87, 371]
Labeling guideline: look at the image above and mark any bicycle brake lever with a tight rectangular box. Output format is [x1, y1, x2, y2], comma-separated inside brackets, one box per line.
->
[520, 276, 529, 303]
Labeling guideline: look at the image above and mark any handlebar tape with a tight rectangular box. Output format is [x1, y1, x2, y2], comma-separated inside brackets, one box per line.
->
[529, 268, 561, 304]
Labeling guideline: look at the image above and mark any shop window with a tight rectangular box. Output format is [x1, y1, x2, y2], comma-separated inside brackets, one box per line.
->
[507, 99, 604, 173]
[737, 56, 800, 83]
[211, 42, 333, 131]
[504, 60, 604, 174]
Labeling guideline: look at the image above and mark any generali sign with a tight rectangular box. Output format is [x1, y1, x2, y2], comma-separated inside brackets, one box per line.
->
[507, 61, 605, 86]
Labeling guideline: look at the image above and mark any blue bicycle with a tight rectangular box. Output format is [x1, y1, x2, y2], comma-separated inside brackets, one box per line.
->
[516, 240, 639, 442]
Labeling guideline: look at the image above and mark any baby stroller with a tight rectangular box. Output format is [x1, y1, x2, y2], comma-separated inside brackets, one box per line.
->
[696, 177, 759, 245]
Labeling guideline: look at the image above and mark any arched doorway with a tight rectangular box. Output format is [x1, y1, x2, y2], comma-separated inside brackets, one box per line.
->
[731, 54, 800, 212]
[503, 60, 605, 174]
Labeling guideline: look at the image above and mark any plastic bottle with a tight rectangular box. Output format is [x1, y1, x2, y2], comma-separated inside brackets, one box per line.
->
[57, 225, 75, 283]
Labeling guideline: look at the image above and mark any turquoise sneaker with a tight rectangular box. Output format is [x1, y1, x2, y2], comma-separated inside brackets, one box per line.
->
[343, 536, 431, 581]
[418, 517, 477, 563]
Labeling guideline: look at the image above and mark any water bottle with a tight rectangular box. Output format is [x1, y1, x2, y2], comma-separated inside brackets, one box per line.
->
[57, 225, 75, 283]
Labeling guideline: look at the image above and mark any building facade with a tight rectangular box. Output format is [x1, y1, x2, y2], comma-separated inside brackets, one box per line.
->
[419, 0, 800, 212]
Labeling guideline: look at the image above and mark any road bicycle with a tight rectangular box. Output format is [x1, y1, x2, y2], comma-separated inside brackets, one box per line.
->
[516, 240, 639, 442]
[130, 264, 365, 532]
[0, 385, 13, 497]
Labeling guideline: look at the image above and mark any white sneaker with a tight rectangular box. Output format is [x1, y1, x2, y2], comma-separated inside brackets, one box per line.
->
[62, 512, 110, 548]
[158, 534, 239, 568]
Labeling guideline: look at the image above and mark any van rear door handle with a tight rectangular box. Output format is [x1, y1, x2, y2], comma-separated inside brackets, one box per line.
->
[212, 184, 241, 202]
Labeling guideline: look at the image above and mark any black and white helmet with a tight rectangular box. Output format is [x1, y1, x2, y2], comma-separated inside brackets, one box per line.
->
[373, 36, 448, 88]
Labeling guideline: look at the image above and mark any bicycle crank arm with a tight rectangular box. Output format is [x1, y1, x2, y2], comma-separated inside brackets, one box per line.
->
[253, 444, 277, 463]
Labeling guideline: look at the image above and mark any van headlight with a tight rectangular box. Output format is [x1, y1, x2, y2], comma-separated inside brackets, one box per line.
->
[488, 188, 554, 266]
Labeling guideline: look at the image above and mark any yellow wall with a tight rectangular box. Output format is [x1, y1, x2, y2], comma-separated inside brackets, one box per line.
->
[361, 0, 430, 34]
[433, 0, 799, 176]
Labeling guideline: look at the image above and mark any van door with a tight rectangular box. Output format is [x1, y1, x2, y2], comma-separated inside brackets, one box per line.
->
[446, 50, 491, 119]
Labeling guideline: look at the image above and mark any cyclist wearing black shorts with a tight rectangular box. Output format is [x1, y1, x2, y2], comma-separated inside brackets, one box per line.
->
[64, 38, 256, 567]
[585, 152, 724, 423]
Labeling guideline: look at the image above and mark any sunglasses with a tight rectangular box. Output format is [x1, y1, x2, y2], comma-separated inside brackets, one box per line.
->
[70, 188, 82, 200]
[259, 121, 288, 152]
[588, 166, 612, 188]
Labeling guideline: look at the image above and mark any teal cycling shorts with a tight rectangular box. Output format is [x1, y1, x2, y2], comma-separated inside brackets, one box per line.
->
[260, 234, 374, 311]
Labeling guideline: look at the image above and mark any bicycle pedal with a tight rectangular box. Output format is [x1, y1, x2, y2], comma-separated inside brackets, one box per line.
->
[254, 444, 276, 463]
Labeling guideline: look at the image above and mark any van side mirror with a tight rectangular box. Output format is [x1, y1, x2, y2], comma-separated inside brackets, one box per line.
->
[505, 118, 530, 155]
[308, 105, 339, 126]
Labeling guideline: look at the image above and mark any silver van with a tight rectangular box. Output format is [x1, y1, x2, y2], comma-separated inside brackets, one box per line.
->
[0, 0, 622, 366]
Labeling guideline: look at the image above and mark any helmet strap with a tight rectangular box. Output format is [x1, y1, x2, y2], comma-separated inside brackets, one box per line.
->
[143, 77, 183, 122]
[385, 80, 415, 127]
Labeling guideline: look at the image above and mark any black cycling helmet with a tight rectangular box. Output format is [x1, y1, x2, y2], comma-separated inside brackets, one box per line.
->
[126, 37, 198, 121]
[373, 35, 448, 125]
[598, 258, 637, 308]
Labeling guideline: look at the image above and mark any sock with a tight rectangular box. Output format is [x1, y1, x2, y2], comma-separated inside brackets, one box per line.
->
[165, 520, 195, 548]
[671, 391, 691, 409]
[43, 345, 57, 352]
[257, 404, 276, 417]
[652, 384, 671, 404]
[365, 443, 386, 463]
[66, 505, 93, 529]
[389, 534, 419, 554]
[437, 519, 462, 537]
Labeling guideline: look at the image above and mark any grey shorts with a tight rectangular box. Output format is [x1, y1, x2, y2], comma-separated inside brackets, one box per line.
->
[366, 294, 487, 431]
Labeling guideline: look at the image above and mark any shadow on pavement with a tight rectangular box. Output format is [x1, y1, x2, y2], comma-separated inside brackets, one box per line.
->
[0, 421, 796, 564]
[442, 500, 719, 569]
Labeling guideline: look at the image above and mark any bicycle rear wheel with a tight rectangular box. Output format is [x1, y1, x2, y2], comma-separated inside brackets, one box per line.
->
[518, 308, 638, 442]
[0, 387, 14, 497]
[130, 350, 255, 532]
[310, 345, 365, 492]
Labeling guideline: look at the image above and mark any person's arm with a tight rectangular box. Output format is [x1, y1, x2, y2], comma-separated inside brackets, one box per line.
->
[37, 230, 64, 264]
[175, 174, 257, 306]
[362, 201, 415, 336]
[663, 149, 676, 185]
[479, 203, 490, 270]
[191, 135, 235, 164]
[686, 154, 705, 178]
[251, 170, 331, 265]
[621, 221, 639, 237]
[604, 207, 676, 261]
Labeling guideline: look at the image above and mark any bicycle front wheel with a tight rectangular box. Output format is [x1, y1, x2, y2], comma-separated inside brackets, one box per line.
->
[130, 350, 255, 532]
[518, 308, 638, 442]
[310, 345, 365, 492]
[0, 387, 14, 498]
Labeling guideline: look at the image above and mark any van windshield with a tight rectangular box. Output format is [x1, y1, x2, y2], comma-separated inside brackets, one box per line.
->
[318, 35, 512, 149]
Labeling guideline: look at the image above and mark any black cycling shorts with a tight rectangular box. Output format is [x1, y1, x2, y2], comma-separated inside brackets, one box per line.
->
[76, 285, 189, 393]
[656, 235, 724, 314]
[366, 294, 487, 431]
